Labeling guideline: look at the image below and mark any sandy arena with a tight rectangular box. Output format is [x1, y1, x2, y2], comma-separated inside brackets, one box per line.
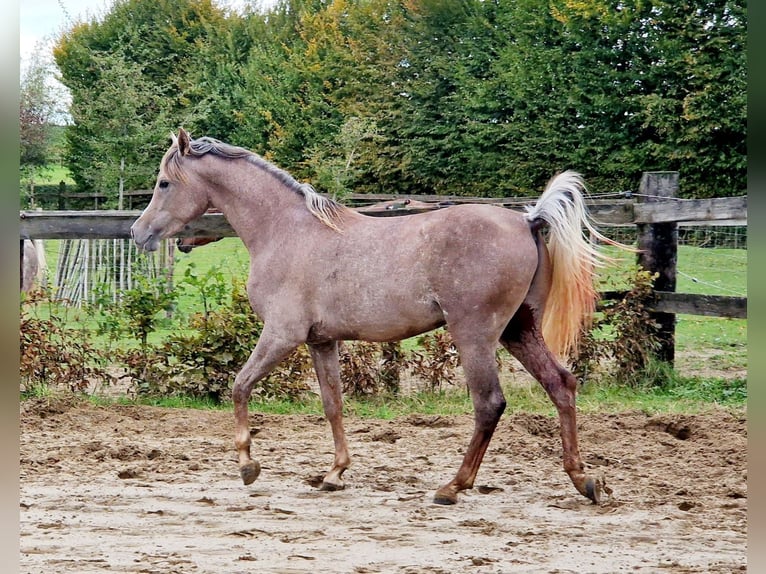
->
[20, 396, 745, 573]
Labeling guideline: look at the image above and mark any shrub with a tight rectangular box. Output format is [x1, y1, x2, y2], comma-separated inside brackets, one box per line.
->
[339, 341, 408, 396]
[410, 330, 461, 391]
[20, 290, 115, 394]
[125, 278, 312, 402]
[572, 266, 662, 385]
[88, 267, 178, 351]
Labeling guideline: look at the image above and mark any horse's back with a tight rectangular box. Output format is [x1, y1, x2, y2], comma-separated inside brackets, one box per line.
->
[371, 202, 537, 268]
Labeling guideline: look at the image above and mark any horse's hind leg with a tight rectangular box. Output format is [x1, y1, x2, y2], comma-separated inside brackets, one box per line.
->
[501, 305, 601, 503]
[434, 338, 506, 505]
[308, 341, 351, 491]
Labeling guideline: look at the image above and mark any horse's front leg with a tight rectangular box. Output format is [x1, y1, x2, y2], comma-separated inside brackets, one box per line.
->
[308, 341, 350, 491]
[233, 329, 299, 485]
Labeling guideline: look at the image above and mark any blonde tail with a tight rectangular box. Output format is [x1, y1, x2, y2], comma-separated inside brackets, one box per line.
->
[524, 171, 620, 359]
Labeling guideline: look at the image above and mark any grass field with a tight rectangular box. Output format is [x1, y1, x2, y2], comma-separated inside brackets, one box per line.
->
[31, 163, 76, 186]
[35, 235, 746, 381]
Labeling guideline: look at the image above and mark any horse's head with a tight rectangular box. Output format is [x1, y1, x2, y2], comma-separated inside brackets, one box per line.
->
[176, 235, 223, 253]
[131, 128, 211, 252]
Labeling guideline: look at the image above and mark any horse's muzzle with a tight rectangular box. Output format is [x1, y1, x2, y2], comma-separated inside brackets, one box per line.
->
[176, 238, 193, 253]
[130, 222, 160, 252]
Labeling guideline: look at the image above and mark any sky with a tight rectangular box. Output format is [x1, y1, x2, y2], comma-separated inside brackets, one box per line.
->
[20, 0, 111, 68]
[20, 0, 257, 70]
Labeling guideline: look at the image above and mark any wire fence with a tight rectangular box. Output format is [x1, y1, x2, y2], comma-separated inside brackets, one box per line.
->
[602, 224, 747, 250]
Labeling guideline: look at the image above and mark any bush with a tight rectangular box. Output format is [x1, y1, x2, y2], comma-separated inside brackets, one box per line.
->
[20, 290, 115, 394]
[572, 266, 662, 385]
[339, 341, 408, 396]
[125, 278, 312, 402]
[410, 330, 461, 392]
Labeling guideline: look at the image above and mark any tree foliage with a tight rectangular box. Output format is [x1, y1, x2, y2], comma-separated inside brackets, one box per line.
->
[53, 0, 228, 204]
[20, 44, 69, 207]
[52, 0, 746, 200]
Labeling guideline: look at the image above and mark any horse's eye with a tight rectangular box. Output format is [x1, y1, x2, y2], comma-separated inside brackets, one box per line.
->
[158, 180, 170, 190]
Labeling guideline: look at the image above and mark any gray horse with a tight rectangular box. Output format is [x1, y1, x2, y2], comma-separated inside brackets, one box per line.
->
[132, 128, 624, 505]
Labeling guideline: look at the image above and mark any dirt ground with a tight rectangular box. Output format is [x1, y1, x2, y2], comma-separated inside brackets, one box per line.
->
[19, 394, 746, 574]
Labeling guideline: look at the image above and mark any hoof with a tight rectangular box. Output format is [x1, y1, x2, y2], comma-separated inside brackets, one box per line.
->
[433, 487, 458, 505]
[584, 476, 602, 504]
[319, 480, 345, 492]
[240, 460, 261, 486]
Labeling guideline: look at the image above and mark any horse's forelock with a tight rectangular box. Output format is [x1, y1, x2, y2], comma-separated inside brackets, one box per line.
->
[160, 145, 187, 183]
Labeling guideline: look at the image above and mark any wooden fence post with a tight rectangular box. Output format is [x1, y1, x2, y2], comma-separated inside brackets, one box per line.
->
[636, 171, 679, 364]
[58, 181, 66, 210]
[20, 239, 24, 291]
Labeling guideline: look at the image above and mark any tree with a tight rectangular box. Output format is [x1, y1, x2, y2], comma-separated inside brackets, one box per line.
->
[529, 0, 747, 197]
[53, 0, 228, 199]
[20, 43, 67, 207]
[64, 50, 173, 208]
[50, 0, 746, 200]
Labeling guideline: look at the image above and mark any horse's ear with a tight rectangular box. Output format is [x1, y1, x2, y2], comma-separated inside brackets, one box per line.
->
[177, 127, 191, 156]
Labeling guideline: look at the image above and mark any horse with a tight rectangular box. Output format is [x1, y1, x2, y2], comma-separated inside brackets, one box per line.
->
[175, 208, 224, 252]
[131, 128, 624, 505]
[20, 239, 45, 293]
[357, 197, 442, 213]
[176, 235, 223, 253]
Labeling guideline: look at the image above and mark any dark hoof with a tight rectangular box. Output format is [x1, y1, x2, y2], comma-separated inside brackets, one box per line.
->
[584, 476, 602, 504]
[319, 481, 345, 492]
[240, 461, 261, 486]
[432, 490, 458, 505]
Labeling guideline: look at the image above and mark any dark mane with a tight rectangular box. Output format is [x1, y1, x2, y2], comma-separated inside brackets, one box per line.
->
[162, 136, 346, 230]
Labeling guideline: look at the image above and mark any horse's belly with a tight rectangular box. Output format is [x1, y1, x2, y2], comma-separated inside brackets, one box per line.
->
[325, 291, 445, 343]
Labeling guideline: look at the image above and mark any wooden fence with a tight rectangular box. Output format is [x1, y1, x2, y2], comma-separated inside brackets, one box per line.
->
[20, 172, 747, 363]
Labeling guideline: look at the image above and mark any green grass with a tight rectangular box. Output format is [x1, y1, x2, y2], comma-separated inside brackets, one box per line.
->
[34, 163, 76, 186]
[673, 242, 747, 365]
[171, 238, 250, 314]
[73, 369, 745, 417]
[28, 232, 746, 413]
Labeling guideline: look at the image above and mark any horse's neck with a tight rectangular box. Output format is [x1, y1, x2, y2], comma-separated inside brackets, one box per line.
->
[209, 168, 310, 247]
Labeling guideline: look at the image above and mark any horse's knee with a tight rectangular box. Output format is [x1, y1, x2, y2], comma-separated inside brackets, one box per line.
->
[232, 379, 252, 405]
[475, 393, 506, 429]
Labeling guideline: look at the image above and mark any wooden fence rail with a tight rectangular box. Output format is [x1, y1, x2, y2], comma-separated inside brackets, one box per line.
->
[19, 196, 746, 239]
